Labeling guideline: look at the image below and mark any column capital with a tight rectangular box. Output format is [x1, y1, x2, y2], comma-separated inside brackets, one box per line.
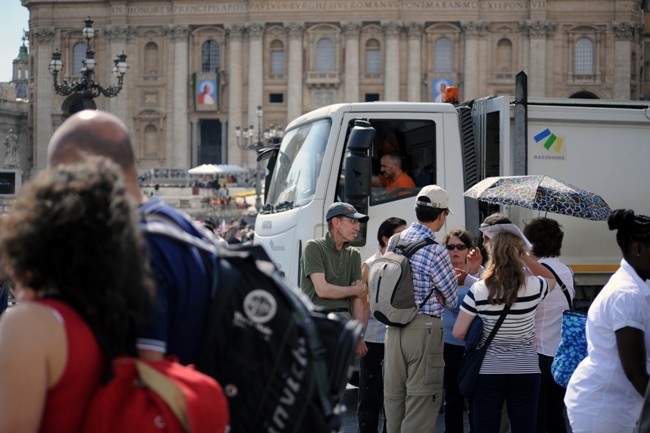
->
[612, 21, 641, 41]
[104, 25, 137, 42]
[247, 22, 265, 39]
[226, 24, 246, 40]
[341, 22, 361, 38]
[519, 20, 556, 38]
[382, 21, 403, 38]
[284, 22, 304, 39]
[406, 22, 424, 39]
[33, 27, 55, 45]
[165, 25, 190, 41]
[461, 21, 489, 38]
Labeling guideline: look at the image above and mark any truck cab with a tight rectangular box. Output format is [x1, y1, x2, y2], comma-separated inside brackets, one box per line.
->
[254, 102, 468, 287]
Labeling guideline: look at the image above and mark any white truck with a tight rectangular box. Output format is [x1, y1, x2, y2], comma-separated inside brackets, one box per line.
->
[254, 94, 650, 302]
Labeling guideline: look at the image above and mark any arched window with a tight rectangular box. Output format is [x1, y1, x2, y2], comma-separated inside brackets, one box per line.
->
[434, 37, 452, 73]
[144, 42, 159, 76]
[575, 38, 593, 77]
[316, 37, 335, 72]
[143, 124, 158, 158]
[17, 68, 22, 79]
[270, 40, 285, 75]
[25, 69, 28, 79]
[496, 38, 513, 77]
[365, 39, 381, 75]
[73, 42, 88, 76]
[202, 40, 220, 73]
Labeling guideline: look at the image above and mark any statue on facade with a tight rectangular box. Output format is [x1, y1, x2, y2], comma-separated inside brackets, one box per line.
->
[2, 130, 19, 169]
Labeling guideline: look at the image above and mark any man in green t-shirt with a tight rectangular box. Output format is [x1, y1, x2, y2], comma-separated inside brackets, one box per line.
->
[301, 202, 368, 323]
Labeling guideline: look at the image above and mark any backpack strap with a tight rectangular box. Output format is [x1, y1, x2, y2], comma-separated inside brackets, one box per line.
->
[389, 236, 441, 310]
[541, 263, 573, 310]
[140, 217, 218, 256]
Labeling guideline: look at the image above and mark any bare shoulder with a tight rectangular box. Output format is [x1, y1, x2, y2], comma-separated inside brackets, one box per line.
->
[2, 302, 63, 336]
[0, 302, 66, 378]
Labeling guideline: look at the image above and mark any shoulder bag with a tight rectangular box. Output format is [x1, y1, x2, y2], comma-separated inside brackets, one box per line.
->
[541, 263, 588, 388]
[457, 305, 511, 398]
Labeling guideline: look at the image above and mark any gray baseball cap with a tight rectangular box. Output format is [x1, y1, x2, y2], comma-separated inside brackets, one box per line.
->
[326, 202, 369, 223]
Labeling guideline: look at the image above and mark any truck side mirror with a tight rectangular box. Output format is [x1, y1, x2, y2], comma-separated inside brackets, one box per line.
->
[344, 120, 374, 200]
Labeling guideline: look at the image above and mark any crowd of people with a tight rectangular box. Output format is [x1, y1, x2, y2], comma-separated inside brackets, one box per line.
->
[0, 109, 647, 433]
[300, 185, 649, 433]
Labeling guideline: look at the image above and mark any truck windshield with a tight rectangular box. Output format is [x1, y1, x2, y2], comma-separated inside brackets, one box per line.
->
[265, 118, 331, 211]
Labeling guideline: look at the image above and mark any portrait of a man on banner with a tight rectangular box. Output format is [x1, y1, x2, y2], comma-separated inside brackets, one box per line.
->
[197, 78, 217, 109]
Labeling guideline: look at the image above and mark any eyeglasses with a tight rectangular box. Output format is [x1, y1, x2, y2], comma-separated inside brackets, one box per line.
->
[446, 244, 468, 251]
[338, 216, 360, 225]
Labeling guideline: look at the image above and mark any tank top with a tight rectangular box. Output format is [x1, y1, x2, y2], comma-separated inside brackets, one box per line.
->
[37, 299, 105, 433]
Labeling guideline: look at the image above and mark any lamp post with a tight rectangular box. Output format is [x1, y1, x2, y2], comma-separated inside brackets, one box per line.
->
[49, 17, 128, 110]
[235, 105, 283, 212]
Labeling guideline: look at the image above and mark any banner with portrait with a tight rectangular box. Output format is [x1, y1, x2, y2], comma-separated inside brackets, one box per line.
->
[432, 78, 453, 103]
[195, 73, 218, 111]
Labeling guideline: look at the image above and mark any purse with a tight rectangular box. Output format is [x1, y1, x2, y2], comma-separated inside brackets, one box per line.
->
[541, 263, 588, 388]
[457, 305, 510, 398]
[551, 310, 587, 387]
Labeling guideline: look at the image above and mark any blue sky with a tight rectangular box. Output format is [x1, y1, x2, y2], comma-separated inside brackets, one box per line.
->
[1, 1, 30, 82]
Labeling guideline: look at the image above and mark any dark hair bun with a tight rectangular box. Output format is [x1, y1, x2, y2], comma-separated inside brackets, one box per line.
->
[608, 209, 635, 231]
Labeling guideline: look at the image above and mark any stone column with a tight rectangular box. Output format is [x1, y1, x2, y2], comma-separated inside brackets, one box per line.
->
[32, 27, 56, 171]
[104, 25, 135, 121]
[247, 23, 265, 137]
[406, 23, 423, 102]
[520, 21, 556, 97]
[342, 22, 361, 103]
[382, 21, 402, 101]
[190, 119, 199, 167]
[461, 22, 488, 101]
[612, 22, 638, 100]
[285, 22, 304, 122]
[166, 25, 190, 168]
[226, 24, 245, 166]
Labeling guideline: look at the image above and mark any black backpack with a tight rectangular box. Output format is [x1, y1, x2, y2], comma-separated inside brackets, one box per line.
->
[141, 219, 362, 433]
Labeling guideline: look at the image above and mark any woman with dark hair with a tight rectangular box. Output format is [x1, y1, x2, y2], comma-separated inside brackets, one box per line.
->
[358, 217, 407, 433]
[0, 158, 154, 433]
[523, 217, 574, 433]
[442, 228, 482, 433]
[452, 229, 556, 433]
[565, 209, 650, 433]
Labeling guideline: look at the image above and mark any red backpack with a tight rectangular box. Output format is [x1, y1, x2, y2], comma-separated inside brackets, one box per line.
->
[81, 356, 229, 433]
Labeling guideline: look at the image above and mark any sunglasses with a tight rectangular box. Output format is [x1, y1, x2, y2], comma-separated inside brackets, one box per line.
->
[446, 244, 468, 251]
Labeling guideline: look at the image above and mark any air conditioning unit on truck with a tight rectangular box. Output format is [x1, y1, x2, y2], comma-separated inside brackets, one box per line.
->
[254, 96, 650, 300]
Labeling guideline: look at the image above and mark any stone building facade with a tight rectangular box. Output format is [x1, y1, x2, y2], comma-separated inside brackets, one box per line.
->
[23, 0, 649, 174]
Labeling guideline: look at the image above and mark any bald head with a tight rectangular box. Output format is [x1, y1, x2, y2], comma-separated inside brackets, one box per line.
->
[48, 110, 135, 171]
[48, 110, 145, 204]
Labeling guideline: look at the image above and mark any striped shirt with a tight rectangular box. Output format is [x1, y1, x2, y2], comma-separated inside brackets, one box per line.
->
[399, 222, 458, 317]
[460, 275, 549, 374]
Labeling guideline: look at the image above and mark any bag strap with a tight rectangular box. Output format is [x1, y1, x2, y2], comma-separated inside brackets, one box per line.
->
[140, 213, 219, 255]
[390, 236, 441, 310]
[482, 305, 511, 349]
[541, 263, 573, 310]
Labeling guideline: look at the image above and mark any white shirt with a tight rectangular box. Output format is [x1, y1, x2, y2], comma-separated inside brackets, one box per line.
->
[535, 257, 575, 356]
[565, 259, 650, 429]
[364, 250, 387, 343]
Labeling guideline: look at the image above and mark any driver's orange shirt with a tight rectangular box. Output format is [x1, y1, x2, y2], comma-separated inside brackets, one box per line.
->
[379, 172, 416, 193]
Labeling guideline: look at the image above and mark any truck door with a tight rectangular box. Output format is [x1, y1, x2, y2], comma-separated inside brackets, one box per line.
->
[330, 111, 463, 253]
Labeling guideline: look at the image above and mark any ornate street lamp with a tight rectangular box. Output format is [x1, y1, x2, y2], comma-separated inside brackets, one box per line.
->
[235, 105, 283, 212]
[49, 17, 128, 109]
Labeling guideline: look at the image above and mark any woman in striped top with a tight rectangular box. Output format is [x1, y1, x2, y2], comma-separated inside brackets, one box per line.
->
[453, 230, 556, 433]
